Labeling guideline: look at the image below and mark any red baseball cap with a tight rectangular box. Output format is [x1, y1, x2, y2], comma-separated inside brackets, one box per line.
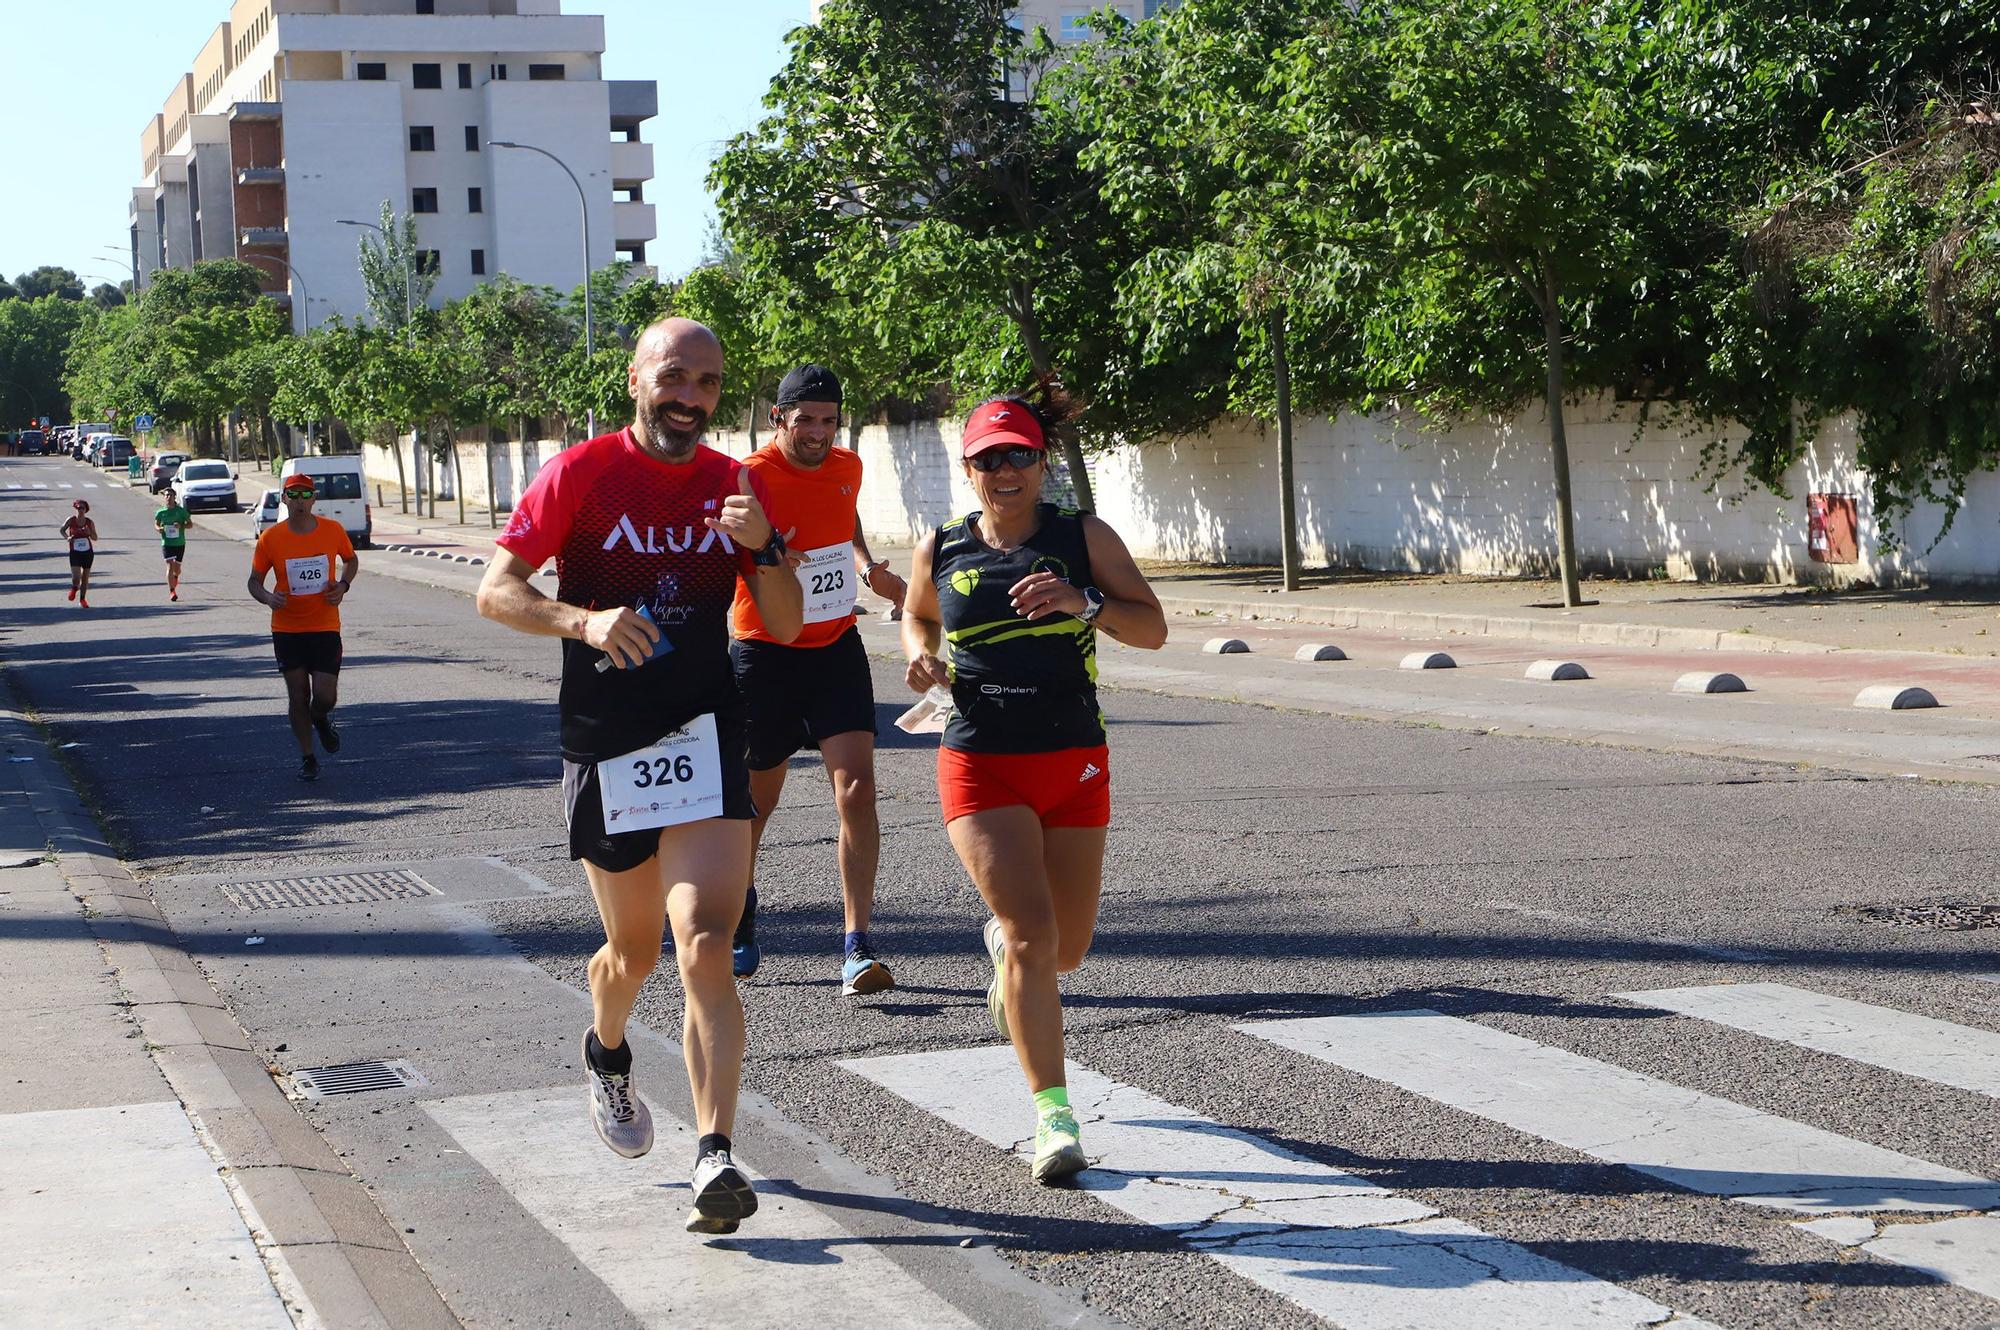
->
[960, 399, 1046, 458]
[281, 473, 316, 494]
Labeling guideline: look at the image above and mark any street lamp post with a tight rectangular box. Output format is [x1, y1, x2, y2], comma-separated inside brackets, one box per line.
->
[339, 216, 418, 512]
[99, 244, 137, 295]
[489, 139, 596, 439]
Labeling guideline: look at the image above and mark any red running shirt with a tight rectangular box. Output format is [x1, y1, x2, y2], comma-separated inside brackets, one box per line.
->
[498, 429, 762, 764]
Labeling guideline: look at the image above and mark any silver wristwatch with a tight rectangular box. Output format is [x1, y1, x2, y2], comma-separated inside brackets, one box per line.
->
[1078, 586, 1105, 623]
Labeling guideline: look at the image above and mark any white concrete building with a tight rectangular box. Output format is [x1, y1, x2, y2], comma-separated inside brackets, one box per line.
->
[131, 0, 658, 331]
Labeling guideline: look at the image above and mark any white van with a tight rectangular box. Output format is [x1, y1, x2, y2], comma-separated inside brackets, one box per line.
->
[279, 455, 371, 548]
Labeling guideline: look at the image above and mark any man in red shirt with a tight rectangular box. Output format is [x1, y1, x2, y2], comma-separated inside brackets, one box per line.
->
[729, 365, 907, 995]
[476, 318, 801, 1236]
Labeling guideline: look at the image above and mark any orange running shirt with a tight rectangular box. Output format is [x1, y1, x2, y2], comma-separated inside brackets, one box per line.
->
[251, 516, 356, 634]
[731, 444, 866, 649]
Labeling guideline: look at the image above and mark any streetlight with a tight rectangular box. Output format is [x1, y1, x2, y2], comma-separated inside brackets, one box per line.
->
[336, 217, 413, 344]
[100, 243, 137, 293]
[489, 139, 596, 438]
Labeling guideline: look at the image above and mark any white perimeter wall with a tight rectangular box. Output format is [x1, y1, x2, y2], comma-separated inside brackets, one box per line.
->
[352, 397, 2000, 585]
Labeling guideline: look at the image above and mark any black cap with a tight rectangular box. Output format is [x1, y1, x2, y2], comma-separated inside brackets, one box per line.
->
[775, 363, 843, 408]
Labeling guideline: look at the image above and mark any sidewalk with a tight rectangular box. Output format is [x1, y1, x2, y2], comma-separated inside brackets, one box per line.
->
[359, 502, 2000, 659]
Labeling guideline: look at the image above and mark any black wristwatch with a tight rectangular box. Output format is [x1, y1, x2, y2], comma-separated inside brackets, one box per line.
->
[1078, 586, 1105, 623]
[750, 530, 788, 568]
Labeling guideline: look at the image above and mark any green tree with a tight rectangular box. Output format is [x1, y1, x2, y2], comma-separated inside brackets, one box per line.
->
[354, 202, 438, 336]
[89, 283, 128, 310]
[0, 296, 87, 425]
[14, 267, 84, 301]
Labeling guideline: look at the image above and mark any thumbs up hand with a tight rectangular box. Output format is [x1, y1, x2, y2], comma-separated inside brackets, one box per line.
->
[703, 465, 776, 551]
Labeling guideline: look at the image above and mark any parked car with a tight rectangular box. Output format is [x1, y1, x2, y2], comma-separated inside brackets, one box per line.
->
[147, 451, 189, 493]
[17, 429, 46, 456]
[277, 455, 371, 548]
[98, 437, 137, 470]
[74, 424, 111, 460]
[82, 432, 114, 464]
[250, 488, 281, 537]
[173, 458, 240, 512]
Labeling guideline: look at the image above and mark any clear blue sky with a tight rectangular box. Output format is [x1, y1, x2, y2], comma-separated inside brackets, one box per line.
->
[0, 1, 802, 291]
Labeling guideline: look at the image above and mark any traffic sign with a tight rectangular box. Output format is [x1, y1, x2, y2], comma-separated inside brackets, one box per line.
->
[134, 414, 155, 433]
[37, 416, 48, 428]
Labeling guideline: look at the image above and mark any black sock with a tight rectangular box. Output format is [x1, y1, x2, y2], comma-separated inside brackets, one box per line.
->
[734, 886, 757, 944]
[585, 1028, 631, 1075]
[697, 1132, 731, 1162]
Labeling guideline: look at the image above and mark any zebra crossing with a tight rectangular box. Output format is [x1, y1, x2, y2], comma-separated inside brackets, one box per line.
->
[824, 981, 2000, 1327]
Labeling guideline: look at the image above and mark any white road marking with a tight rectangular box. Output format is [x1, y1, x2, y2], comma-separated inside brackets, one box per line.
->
[1866, 1215, 2000, 1301]
[842, 1044, 1715, 1330]
[426, 1085, 980, 1330]
[57, 483, 71, 489]
[1618, 983, 2000, 1098]
[0, 1100, 290, 1328]
[32, 483, 48, 489]
[1240, 1011, 2000, 1215]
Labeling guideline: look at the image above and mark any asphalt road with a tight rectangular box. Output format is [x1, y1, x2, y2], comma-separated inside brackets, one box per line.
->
[5, 451, 2000, 1330]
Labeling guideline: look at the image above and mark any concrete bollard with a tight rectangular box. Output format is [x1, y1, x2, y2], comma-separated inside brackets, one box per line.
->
[1526, 660, 1591, 681]
[1401, 651, 1456, 670]
[1674, 671, 1747, 694]
[1295, 643, 1348, 662]
[1854, 685, 1939, 711]
[1204, 638, 1250, 655]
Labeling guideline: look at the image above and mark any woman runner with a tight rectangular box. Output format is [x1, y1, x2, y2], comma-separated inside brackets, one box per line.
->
[60, 500, 99, 607]
[900, 396, 1167, 1183]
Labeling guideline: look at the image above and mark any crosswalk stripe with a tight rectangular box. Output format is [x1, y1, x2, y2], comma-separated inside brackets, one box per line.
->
[425, 1085, 980, 1330]
[32, 483, 47, 489]
[841, 1044, 1715, 1330]
[57, 483, 71, 489]
[1617, 983, 2000, 1098]
[1240, 1011, 2000, 1216]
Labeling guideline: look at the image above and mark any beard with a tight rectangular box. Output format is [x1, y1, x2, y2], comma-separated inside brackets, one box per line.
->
[640, 398, 709, 459]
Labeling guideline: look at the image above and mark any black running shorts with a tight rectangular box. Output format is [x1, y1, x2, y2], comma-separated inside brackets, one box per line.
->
[272, 631, 343, 676]
[68, 551, 94, 569]
[562, 709, 756, 873]
[730, 627, 878, 771]
[162, 545, 186, 563]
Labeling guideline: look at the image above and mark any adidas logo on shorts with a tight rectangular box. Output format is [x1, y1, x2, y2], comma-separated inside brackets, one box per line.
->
[1079, 762, 1101, 782]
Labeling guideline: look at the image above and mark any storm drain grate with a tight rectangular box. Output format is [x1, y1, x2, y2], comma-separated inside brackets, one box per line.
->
[290, 1059, 428, 1099]
[223, 869, 438, 911]
[1838, 898, 2000, 931]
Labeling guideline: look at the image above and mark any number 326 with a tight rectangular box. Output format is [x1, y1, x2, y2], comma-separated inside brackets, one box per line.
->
[630, 754, 694, 787]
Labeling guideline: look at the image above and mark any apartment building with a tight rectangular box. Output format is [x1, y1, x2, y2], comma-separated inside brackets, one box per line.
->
[131, 0, 658, 332]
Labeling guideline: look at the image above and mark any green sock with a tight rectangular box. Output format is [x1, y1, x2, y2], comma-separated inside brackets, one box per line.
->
[1033, 1086, 1071, 1121]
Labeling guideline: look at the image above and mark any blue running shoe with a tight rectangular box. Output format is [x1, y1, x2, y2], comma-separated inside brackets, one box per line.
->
[732, 886, 760, 979]
[841, 947, 894, 997]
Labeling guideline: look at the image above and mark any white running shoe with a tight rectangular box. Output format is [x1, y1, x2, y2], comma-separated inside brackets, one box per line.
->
[1033, 1109, 1087, 1185]
[581, 1030, 654, 1159]
[686, 1149, 759, 1234]
[983, 917, 1009, 1040]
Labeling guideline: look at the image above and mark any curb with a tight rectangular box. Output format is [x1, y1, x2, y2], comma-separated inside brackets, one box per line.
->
[0, 696, 458, 1330]
[1153, 591, 1839, 657]
[379, 543, 486, 566]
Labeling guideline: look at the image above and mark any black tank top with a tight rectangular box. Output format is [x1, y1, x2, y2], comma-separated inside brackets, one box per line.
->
[932, 504, 1102, 753]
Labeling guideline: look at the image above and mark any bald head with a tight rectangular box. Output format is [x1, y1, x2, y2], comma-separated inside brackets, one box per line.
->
[628, 317, 725, 461]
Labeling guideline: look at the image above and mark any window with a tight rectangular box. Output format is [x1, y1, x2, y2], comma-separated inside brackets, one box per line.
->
[489, 63, 507, 80]
[464, 124, 479, 151]
[417, 0, 435, 12]
[412, 187, 438, 213]
[413, 62, 442, 89]
[528, 63, 566, 81]
[417, 250, 441, 275]
[301, 471, 363, 500]
[357, 62, 386, 80]
[457, 62, 472, 89]
[470, 249, 486, 276]
[409, 125, 435, 152]
[467, 187, 483, 213]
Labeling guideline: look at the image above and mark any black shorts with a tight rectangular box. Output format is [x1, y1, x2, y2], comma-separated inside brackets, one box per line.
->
[68, 552, 94, 569]
[731, 627, 878, 771]
[273, 631, 343, 676]
[162, 545, 186, 563]
[562, 710, 755, 873]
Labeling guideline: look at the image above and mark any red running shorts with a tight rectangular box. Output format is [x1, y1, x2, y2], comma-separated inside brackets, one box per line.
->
[937, 744, 1111, 827]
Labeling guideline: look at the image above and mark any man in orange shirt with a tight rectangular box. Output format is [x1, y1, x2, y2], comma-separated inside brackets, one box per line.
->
[730, 365, 907, 994]
[246, 473, 360, 782]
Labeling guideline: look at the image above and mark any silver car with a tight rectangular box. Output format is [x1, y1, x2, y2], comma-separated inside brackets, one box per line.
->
[173, 459, 241, 513]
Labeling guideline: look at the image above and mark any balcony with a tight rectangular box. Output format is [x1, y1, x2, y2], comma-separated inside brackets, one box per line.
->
[239, 226, 289, 248]
[608, 80, 656, 130]
[228, 101, 283, 122]
[613, 201, 656, 245]
[236, 166, 284, 185]
[609, 140, 652, 188]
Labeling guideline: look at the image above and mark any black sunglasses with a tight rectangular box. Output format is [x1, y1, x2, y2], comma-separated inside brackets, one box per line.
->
[968, 446, 1044, 473]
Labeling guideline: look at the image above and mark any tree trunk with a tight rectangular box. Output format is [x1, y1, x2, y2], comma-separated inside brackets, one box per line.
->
[1009, 279, 1096, 513]
[1270, 306, 1303, 592]
[1540, 268, 1584, 608]
[452, 428, 466, 526]
[392, 428, 409, 514]
[485, 435, 499, 528]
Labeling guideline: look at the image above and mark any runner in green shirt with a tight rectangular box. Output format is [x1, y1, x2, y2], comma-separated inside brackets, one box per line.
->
[154, 499, 191, 602]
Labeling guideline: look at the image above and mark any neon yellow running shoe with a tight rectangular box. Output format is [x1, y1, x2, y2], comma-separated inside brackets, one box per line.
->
[1032, 1109, 1086, 1184]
